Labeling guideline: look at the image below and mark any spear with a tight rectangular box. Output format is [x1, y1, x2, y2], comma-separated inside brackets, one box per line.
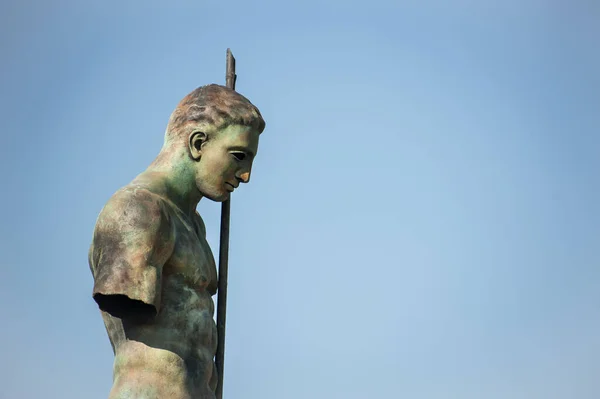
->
[215, 48, 236, 399]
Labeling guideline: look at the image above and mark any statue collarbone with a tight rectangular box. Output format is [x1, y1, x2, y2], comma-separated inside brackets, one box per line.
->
[88, 84, 265, 399]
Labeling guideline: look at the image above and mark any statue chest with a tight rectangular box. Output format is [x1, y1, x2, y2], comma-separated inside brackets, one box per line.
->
[164, 214, 217, 293]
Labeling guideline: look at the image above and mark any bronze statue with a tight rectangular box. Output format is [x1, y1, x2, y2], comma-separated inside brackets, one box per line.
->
[88, 84, 265, 399]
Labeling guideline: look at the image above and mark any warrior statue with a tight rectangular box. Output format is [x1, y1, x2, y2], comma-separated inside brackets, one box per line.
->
[88, 84, 265, 399]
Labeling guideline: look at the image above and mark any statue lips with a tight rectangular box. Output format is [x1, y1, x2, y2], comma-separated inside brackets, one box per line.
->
[225, 182, 236, 192]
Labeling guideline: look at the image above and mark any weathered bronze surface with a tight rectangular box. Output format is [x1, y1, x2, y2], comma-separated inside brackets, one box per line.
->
[88, 84, 265, 399]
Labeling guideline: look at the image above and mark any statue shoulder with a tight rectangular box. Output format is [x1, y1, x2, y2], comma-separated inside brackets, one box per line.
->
[94, 183, 173, 238]
[89, 182, 176, 319]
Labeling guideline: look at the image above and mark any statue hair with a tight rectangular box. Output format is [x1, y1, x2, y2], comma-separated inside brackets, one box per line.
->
[165, 84, 265, 145]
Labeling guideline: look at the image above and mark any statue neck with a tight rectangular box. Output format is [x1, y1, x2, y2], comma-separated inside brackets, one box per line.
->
[143, 147, 202, 217]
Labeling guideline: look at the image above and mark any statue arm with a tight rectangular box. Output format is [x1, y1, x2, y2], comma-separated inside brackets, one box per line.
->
[89, 188, 175, 322]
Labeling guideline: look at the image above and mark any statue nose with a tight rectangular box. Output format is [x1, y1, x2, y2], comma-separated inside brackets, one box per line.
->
[239, 172, 250, 183]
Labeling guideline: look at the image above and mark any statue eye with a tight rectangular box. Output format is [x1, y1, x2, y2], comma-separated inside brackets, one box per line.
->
[231, 152, 246, 161]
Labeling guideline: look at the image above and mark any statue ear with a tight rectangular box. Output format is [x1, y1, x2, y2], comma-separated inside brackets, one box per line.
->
[189, 131, 207, 160]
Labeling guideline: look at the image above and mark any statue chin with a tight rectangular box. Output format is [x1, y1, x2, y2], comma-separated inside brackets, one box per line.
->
[195, 181, 230, 203]
[201, 189, 229, 203]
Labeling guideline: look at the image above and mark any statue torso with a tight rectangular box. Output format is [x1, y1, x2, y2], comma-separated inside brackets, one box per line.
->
[97, 185, 218, 399]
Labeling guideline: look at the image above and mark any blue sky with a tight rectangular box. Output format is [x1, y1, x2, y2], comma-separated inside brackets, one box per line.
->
[1, 1, 599, 398]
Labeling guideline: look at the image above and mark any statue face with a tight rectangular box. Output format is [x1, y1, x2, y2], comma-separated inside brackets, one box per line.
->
[192, 124, 260, 202]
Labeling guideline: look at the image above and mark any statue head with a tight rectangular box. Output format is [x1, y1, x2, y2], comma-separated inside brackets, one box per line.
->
[160, 84, 265, 202]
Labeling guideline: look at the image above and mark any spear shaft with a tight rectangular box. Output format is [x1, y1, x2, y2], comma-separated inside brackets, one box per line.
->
[215, 48, 236, 399]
